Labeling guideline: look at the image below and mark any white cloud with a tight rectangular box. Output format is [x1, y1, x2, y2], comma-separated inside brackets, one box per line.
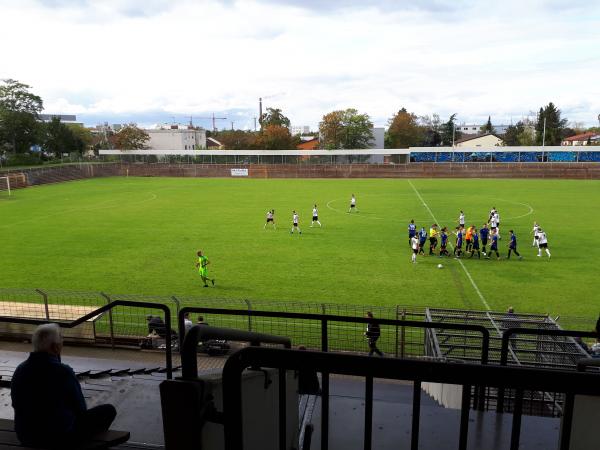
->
[0, 0, 599, 128]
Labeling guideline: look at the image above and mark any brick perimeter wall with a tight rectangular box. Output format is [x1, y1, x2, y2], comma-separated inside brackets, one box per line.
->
[6, 162, 600, 189]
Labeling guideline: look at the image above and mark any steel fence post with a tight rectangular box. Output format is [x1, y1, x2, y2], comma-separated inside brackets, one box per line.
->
[100, 292, 115, 350]
[171, 295, 181, 316]
[395, 305, 400, 358]
[245, 299, 252, 331]
[36, 289, 50, 321]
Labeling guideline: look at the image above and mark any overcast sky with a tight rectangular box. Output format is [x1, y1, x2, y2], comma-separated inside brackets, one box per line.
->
[1, 0, 599, 130]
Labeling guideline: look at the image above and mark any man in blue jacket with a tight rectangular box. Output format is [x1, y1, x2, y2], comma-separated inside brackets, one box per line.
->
[11, 324, 116, 448]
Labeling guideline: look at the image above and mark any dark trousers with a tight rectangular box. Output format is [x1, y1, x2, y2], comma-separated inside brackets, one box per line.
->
[22, 405, 116, 450]
[71, 405, 117, 445]
[368, 338, 383, 357]
[507, 247, 520, 258]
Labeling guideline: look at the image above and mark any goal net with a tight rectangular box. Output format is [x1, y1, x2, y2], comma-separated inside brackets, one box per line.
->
[0, 176, 11, 196]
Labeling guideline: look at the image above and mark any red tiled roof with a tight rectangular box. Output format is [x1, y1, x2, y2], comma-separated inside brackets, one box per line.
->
[562, 132, 598, 141]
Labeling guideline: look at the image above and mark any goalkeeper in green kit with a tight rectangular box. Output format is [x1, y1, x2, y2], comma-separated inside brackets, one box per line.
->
[196, 250, 215, 288]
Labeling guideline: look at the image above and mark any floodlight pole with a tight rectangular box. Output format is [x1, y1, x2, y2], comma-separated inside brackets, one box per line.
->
[542, 117, 546, 147]
[452, 123, 456, 148]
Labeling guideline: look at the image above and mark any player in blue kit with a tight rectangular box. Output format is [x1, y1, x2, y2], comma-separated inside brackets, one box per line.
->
[487, 229, 500, 260]
[453, 227, 463, 258]
[418, 227, 428, 255]
[507, 230, 523, 260]
[439, 227, 450, 257]
[408, 220, 417, 247]
[469, 228, 481, 259]
[480, 223, 490, 256]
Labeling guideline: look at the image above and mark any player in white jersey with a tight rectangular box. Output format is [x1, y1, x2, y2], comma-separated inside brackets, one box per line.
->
[310, 204, 322, 227]
[531, 221, 540, 246]
[348, 194, 358, 213]
[490, 214, 498, 234]
[290, 211, 302, 235]
[458, 211, 465, 227]
[410, 235, 419, 263]
[488, 207, 497, 223]
[494, 211, 501, 239]
[264, 209, 276, 230]
[537, 229, 551, 258]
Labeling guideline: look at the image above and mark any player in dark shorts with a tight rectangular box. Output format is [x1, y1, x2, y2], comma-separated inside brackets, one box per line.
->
[507, 230, 522, 260]
[408, 219, 417, 247]
[439, 227, 450, 257]
[453, 227, 463, 258]
[469, 228, 481, 259]
[487, 230, 500, 259]
[418, 227, 427, 255]
[480, 223, 489, 255]
[264, 209, 275, 229]
[428, 224, 439, 256]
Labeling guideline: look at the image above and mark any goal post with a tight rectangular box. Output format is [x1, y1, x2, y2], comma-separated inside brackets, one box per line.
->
[0, 176, 11, 196]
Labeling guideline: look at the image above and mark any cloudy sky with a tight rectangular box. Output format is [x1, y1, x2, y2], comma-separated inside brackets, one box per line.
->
[1, 0, 599, 130]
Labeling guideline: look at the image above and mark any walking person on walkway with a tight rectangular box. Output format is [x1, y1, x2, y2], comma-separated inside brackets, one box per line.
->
[365, 312, 384, 357]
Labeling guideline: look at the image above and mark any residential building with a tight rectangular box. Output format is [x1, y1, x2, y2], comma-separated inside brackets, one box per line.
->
[561, 132, 600, 146]
[369, 127, 385, 149]
[146, 125, 207, 150]
[456, 124, 510, 135]
[455, 134, 504, 148]
[289, 125, 311, 135]
[206, 137, 224, 149]
[38, 114, 83, 126]
[297, 138, 319, 150]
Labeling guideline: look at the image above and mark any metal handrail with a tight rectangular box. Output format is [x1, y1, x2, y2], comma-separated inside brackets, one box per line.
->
[0, 300, 173, 379]
[180, 325, 291, 379]
[178, 305, 491, 450]
[497, 327, 600, 413]
[222, 347, 600, 450]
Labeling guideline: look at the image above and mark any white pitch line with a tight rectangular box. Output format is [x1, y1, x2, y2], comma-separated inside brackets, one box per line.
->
[407, 179, 491, 311]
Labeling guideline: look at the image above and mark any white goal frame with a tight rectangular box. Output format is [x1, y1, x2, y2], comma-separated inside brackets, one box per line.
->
[0, 176, 11, 196]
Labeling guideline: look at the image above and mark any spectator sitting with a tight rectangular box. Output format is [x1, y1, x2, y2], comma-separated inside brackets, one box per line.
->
[183, 312, 193, 335]
[11, 324, 116, 449]
[146, 315, 167, 338]
[197, 315, 208, 326]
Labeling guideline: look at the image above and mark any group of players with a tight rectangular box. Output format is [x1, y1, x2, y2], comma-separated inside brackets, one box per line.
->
[264, 194, 359, 235]
[408, 207, 552, 263]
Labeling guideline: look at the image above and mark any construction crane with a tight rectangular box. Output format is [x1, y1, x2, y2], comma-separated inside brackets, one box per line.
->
[193, 113, 227, 132]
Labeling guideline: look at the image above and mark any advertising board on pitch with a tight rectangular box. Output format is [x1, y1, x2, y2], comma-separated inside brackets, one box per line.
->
[230, 168, 249, 177]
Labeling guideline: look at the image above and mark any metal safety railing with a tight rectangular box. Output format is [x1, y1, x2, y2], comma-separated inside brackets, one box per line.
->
[0, 300, 173, 379]
[178, 306, 490, 449]
[221, 346, 600, 450]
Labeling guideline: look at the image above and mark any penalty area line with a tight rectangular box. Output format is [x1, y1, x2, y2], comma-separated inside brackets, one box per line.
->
[407, 179, 491, 311]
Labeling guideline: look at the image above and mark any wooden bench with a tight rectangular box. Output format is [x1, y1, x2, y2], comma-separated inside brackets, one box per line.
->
[0, 419, 129, 449]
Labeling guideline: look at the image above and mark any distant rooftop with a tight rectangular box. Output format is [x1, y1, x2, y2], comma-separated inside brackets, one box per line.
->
[39, 114, 77, 122]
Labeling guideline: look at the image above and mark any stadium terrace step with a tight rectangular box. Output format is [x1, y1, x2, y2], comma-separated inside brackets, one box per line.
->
[0, 419, 130, 450]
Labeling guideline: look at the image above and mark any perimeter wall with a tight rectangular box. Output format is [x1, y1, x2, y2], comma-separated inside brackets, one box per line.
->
[3, 162, 600, 188]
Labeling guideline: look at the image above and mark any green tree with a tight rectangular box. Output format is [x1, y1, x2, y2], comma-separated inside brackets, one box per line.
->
[386, 108, 424, 148]
[481, 116, 495, 134]
[41, 117, 78, 156]
[113, 125, 150, 150]
[440, 114, 461, 146]
[256, 124, 296, 149]
[260, 107, 291, 128]
[319, 108, 373, 149]
[213, 130, 258, 150]
[0, 79, 43, 153]
[67, 124, 94, 154]
[419, 114, 442, 147]
[535, 102, 567, 145]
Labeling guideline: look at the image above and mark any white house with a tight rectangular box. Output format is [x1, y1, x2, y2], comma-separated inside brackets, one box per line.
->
[561, 132, 600, 146]
[146, 126, 207, 150]
[455, 134, 504, 148]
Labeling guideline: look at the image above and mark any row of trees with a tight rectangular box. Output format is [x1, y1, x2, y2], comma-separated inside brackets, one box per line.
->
[2, 78, 595, 157]
[386, 103, 585, 148]
[0, 79, 96, 159]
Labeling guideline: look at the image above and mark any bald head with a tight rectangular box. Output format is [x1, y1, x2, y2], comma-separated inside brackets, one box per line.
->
[32, 323, 63, 355]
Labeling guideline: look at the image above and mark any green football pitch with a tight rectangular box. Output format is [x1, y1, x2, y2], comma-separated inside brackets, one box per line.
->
[1, 176, 599, 320]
